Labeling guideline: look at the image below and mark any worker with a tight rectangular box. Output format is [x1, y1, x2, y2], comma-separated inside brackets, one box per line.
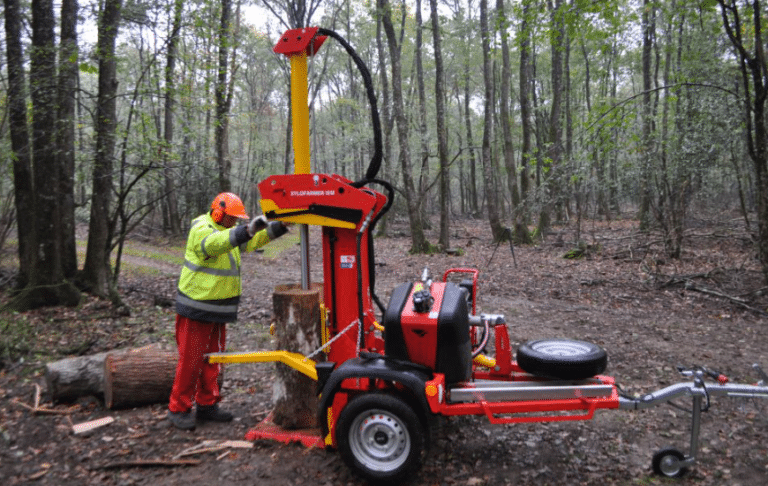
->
[168, 192, 288, 430]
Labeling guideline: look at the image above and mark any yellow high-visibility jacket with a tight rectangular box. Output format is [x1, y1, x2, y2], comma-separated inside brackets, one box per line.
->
[175, 213, 278, 323]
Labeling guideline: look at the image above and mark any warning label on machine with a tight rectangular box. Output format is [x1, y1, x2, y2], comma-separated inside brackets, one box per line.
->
[340, 255, 355, 269]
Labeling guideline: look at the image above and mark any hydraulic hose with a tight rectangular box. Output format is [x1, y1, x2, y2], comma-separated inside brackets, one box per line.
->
[317, 28, 383, 185]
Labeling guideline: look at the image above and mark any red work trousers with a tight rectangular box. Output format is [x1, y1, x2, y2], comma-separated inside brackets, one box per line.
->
[168, 314, 226, 413]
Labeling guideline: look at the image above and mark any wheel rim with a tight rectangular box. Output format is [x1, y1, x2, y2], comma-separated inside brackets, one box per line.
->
[659, 454, 682, 477]
[531, 340, 592, 356]
[348, 408, 411, 473]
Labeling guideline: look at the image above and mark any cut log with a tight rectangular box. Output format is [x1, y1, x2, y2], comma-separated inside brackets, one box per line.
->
[104, 346, 178, 409]
[270, 283, 323, 429]
[45, 344, 164, 403]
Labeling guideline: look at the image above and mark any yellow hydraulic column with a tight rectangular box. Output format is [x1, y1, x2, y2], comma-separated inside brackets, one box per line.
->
[291, 52, 311, 175]
[273, 28, 326, 289]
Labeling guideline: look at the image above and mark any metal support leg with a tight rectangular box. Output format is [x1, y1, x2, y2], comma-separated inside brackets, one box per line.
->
[300, 224, 310, 289]
[686, 394, 703, 466]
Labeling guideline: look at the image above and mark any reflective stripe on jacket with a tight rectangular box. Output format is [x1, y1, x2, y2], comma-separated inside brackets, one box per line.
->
[176, 213, 272, 323]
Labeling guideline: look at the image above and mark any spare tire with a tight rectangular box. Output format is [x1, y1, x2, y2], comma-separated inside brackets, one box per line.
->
[516, 339, 607, 380]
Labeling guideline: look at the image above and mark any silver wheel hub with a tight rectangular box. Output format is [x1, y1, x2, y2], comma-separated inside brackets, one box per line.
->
[349, 409, 411, 472]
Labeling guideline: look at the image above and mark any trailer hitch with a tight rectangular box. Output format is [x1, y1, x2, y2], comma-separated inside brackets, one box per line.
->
[618, 364, 768, 478]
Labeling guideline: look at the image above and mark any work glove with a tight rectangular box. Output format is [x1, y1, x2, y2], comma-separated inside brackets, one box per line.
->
[247, 215, 268, 237]
[266, 221, 289, 240]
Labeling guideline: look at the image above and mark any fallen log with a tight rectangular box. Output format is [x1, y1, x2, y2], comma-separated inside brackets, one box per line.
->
[45, 344, 178, 407]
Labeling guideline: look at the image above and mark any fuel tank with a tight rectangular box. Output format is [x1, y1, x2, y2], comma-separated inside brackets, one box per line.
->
[383, 281, 472, 383]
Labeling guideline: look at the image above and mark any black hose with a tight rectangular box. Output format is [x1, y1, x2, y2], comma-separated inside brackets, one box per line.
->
[317, 28, 383, 184]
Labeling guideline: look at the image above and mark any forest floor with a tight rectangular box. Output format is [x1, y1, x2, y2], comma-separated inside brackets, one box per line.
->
[1, 213, 768, 486]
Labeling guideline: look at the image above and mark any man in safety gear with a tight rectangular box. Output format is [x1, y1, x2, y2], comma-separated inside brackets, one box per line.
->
[168, 192, 288, 430]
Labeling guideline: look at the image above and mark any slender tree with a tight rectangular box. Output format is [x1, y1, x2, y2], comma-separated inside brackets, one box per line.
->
[81, 0, 123, 300]
[163, 0, 184, 235]
[717, 0, 768, 283]
[379, 0, 431, 252]
[430, 0, 450, 249]
[480, 0, 505, 241]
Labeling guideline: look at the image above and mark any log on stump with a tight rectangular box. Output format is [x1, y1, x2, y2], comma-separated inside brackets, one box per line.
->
[271, 283, 323, 429]
[104, 346, 179, 409]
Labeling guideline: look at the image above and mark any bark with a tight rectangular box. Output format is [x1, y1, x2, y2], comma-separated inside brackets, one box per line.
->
[215, 0, 233, 192]
[20, 0, 80, 309]
[463, 2, 479, 215]
[270, 284, 323, 429]
[538, 0, 564, 237]
[4, 0, 35, 289]
[518, 0, 533, 217]
[162, 0, 184, 235]
[415, 0, 430, 220]
[497, 0, 519, 212]
[431, 0, 450, 250]
[104, 348, 179, 409]
[479, 0, 505, 241]
[81, 0, 122, 300]
[639, 0, 655, 231]
[378, 0, 430, 253]
[46, 352, 112, 402]
[57, 0, 79, 279]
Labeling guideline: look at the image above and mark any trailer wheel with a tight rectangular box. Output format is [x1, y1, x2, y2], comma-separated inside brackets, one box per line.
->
[516, 339, 607, 380]
[652, 447, 688, 478]
[336, 393, 426, 485]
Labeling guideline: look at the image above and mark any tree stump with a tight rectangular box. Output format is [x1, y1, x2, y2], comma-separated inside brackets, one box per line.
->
[271, 283, 323, 429]
[104, 346, 178, 409]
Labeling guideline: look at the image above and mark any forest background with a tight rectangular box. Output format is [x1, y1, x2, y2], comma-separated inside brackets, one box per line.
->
[2, 0, 768, 309]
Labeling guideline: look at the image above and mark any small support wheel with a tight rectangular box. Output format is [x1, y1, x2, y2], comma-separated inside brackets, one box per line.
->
[652, 447, 689, 478]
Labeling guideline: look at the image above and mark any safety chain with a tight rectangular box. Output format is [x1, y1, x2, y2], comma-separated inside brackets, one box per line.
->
[304, 319, 361, 360]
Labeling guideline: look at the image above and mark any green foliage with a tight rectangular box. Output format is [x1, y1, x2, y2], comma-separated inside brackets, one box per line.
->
[0, 314, 37, 366]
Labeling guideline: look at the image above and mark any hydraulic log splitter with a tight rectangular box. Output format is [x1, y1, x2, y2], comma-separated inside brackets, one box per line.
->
[208, 27, 768, 484]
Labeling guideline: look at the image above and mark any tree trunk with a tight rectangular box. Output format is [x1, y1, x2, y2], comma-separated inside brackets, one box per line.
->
[270, 284, 323, 429]
[480, 0, 505, 241]
[379, 0, 430, 253]
[518, 0, 533, 214]
[462, 3, 479, 216]
[57, 0, 79, 280]
[639, 0, 655, 231]
[497, 0, 519, 213]
[23, 0, 80, 309]
[162, 0, 183, 235]
[215, 0, 232, 192]
[431, 0, 450, 250]
[4, 0, 35, 290]
[81, 0, 122, 300]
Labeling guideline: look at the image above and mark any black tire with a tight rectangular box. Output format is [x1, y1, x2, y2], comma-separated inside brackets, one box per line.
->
[516, 338, 608, 380]
[336, 392, 427, 485]
[652, 447, 689, 478]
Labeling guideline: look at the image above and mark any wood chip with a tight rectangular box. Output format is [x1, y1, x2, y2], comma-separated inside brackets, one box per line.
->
[72, 416, 115, 434]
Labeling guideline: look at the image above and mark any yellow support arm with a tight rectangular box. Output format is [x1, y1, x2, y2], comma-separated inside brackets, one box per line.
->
[206, 350, 317, 381]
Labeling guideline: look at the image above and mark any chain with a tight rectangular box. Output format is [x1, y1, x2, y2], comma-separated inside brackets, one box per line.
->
[304, 319, 361, 361]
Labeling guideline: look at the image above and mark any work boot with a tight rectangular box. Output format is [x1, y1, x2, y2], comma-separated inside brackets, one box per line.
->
[196, 404, 234, 422]
[167, 410, 196, 430]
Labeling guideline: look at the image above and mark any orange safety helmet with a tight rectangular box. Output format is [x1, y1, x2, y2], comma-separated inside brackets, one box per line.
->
[210, 192, 249, 223]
